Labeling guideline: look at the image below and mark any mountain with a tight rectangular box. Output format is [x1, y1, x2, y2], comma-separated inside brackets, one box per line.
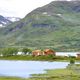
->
[6, 17, 21, 22]
[0, 15, 12, 27]
[0, 1, 80, 51]
[0, 15, 21, 27]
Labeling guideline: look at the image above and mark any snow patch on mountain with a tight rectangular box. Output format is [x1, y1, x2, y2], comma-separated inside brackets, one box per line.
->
[0, 15, 21, 27]
[6, 17, 21, 22]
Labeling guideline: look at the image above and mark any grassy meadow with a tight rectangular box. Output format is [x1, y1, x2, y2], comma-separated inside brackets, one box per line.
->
[0, 77, 25, 80]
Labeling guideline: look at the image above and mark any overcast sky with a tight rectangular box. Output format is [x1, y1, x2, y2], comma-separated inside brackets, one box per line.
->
[0, 0, 71, 18]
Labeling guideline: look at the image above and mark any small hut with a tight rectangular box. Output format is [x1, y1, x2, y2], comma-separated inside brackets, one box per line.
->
[44, 49, 55, 56]
[77, 53, 80, 57]
[32, 50, 43, 56]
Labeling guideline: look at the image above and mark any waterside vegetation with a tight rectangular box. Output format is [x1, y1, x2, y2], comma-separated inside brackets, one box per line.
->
[0, 48, 80, 61]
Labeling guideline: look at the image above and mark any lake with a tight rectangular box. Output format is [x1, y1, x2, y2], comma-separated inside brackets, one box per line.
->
[0, 60, 69, 78]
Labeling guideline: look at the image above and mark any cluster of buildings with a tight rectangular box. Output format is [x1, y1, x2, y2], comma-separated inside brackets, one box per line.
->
[17, 49, 55, 56]
[32, 50, 80, 58]
[16, 49, 80, 58]
[32, 49, 55, 56]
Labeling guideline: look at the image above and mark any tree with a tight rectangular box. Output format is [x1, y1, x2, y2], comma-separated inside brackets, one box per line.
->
[70, 58, 75, 64]
[22, 48, 32, 55]
[12, 48, 18, 55]
[1, 48, 18, 56]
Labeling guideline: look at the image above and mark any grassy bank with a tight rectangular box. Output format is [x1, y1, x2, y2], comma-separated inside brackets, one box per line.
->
[27, 64, 80, 80]
[0, 64, 80, 80]
[0, 55, 80, 61]
[0, 77, 25, 80]
[29, 69, 80, 80]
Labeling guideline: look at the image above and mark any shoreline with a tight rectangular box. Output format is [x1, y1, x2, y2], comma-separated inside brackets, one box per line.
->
[0, 55, 80, 62]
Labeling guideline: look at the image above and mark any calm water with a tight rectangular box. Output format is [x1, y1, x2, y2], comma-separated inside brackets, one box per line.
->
[0, 60, 69, 78]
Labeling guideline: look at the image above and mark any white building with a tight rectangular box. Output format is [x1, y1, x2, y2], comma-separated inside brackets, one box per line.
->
[17, 52, 31, 55]
[0, 54, 3, 57]
[17, 52, 24, 55]
[56, 52, 78, 57]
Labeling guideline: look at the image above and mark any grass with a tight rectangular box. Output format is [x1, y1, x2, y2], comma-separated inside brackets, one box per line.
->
[0, 55, 80, 61]
[0, 77, 25, 80]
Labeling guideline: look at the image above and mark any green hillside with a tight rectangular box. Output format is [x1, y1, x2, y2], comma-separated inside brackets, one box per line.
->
[0, 1, 80, 51]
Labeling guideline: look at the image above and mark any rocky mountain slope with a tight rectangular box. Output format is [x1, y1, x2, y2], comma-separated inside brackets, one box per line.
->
[0, 1, 80, 51]
[0, 15, 12, 27]
[0, 15, 20, 27]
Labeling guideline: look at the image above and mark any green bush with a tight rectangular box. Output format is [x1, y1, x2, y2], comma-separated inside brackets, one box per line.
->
[70, 59, 75, 64]
[22, 48, 32, 54]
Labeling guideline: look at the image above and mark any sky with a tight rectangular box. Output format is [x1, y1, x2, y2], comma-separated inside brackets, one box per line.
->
[0, 0, 71, 18]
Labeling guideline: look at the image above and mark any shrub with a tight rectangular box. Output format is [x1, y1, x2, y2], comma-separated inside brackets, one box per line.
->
[70, 59, 75, 64]
[22, 48, 32, 54]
